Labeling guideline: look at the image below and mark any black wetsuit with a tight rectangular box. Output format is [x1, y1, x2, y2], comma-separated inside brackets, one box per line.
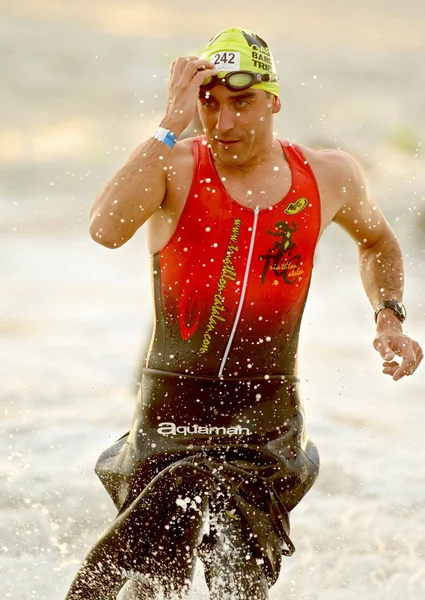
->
[66, 139, 321, 600]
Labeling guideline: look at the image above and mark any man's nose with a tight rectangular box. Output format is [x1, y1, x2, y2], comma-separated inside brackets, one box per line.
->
[216, 105, 235, 133]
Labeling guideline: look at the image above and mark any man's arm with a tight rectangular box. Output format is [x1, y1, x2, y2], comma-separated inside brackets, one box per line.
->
[89, 57, 216, 248]
[331, 152, 423, 380]
[88, 139, 170, 248]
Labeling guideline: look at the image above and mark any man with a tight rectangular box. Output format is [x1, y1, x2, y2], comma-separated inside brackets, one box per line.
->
[66, 28, 423, 600]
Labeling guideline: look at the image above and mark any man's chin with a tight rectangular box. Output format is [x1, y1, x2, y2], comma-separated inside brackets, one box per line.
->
[211, 141, 247, 166]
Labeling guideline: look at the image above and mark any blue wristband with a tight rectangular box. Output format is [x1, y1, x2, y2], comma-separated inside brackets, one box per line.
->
[153, 127, 177, 148]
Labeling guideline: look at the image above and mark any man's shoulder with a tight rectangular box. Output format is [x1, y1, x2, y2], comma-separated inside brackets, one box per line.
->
[295, 144, 359, 175]
[162, 137, 200, 202]
[285, 143, 369, 228]
[293, 144, 366, 198]
[170, 136, 195, 162]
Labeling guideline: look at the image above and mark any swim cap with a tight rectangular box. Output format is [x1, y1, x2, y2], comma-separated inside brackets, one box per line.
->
[200, 27, 279, 97]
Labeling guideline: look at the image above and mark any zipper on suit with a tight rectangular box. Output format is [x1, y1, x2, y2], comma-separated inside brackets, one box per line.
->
[218, 205, 260, 377]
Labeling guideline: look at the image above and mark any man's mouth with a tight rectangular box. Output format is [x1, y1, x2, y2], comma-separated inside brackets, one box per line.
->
[216, 139, 239, 146]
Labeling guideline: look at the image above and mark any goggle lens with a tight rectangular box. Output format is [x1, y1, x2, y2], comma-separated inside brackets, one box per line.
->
[201, 71, 276, 91]
[226, 72, 255, 88]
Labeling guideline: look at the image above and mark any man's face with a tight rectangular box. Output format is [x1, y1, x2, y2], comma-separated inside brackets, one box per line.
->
[197, 85, 280, 168]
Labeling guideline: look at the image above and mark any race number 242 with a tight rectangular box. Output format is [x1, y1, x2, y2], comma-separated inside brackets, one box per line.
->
[212, 52, 241, 71]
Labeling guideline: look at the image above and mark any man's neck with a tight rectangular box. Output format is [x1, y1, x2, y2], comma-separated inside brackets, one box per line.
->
[212, 135, 283, 178]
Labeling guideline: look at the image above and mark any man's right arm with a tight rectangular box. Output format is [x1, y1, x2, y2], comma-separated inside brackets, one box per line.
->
[89, 57, 217, 249]
[89, 138, 172, 248]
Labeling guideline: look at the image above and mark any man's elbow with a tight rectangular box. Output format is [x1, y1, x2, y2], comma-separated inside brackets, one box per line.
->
[358, 220, 398, 253]
[88, 220, 127, 249]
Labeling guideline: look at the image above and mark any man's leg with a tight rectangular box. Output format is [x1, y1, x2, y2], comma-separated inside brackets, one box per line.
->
[122, 497, 208, 600]
[66, 493, 207, 600]
[121, 537, 197, 600]
[122, 577, 160, 600]
[199, 508, 269, 600]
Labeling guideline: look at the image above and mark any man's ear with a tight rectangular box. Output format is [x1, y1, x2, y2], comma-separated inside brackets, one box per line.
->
[272, 95, 281, 114]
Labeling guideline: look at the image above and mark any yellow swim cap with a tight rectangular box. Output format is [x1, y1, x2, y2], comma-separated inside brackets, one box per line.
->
[200, 27, 279, 97]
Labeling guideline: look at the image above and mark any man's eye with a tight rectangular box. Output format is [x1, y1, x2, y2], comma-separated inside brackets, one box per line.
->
[235, 100, 249, 108]
[200, 98, 217, 109]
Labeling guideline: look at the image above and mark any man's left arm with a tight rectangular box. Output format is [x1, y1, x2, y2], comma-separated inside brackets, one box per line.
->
[332, 153, 423, 381]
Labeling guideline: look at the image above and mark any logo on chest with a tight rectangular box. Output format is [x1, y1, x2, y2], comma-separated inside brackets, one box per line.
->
[284, 197, 308, 215]
[259, 220, 304, 285]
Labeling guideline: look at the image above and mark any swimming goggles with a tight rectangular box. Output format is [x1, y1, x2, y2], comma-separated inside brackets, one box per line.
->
[201, 70, 278, 91]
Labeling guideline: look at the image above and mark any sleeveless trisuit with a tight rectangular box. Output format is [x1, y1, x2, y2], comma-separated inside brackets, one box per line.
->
[94, 137, 322, 590]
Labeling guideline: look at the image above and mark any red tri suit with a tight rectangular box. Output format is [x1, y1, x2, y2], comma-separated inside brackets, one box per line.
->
[96, 137, 322, 550]
[148, 137, 321, 377]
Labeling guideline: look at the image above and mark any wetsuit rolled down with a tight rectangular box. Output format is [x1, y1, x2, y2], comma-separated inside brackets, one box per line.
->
[65, 135, 321, 600]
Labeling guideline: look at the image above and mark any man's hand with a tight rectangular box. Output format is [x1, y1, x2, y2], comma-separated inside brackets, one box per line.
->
[373, 315, 423, 381]
[160, 56, 217, 137]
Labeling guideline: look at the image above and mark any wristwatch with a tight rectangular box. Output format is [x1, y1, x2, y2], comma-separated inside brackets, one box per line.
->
[374, 301, 407, 323]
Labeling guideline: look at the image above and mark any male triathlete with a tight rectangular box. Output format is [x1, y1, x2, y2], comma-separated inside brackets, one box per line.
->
[66, 27, 423, 600]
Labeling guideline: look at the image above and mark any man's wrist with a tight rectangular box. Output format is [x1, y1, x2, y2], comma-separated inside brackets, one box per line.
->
[376, 308, 403, 332]
[374, 300, 407, 324]
[152, 127, 177, 148]
[159, 117, 187, 139]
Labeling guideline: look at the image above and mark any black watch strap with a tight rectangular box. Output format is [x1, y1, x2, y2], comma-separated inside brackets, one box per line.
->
[374, 301, 407, 323]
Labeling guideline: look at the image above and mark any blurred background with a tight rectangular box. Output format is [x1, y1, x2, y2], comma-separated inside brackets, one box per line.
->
[1, 1, 424, 598]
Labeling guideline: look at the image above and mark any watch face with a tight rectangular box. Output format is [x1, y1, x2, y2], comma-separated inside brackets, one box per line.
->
[389, 302, 407, 322]
[375, 301, 407, 323]
[396, 303, 407, 320]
